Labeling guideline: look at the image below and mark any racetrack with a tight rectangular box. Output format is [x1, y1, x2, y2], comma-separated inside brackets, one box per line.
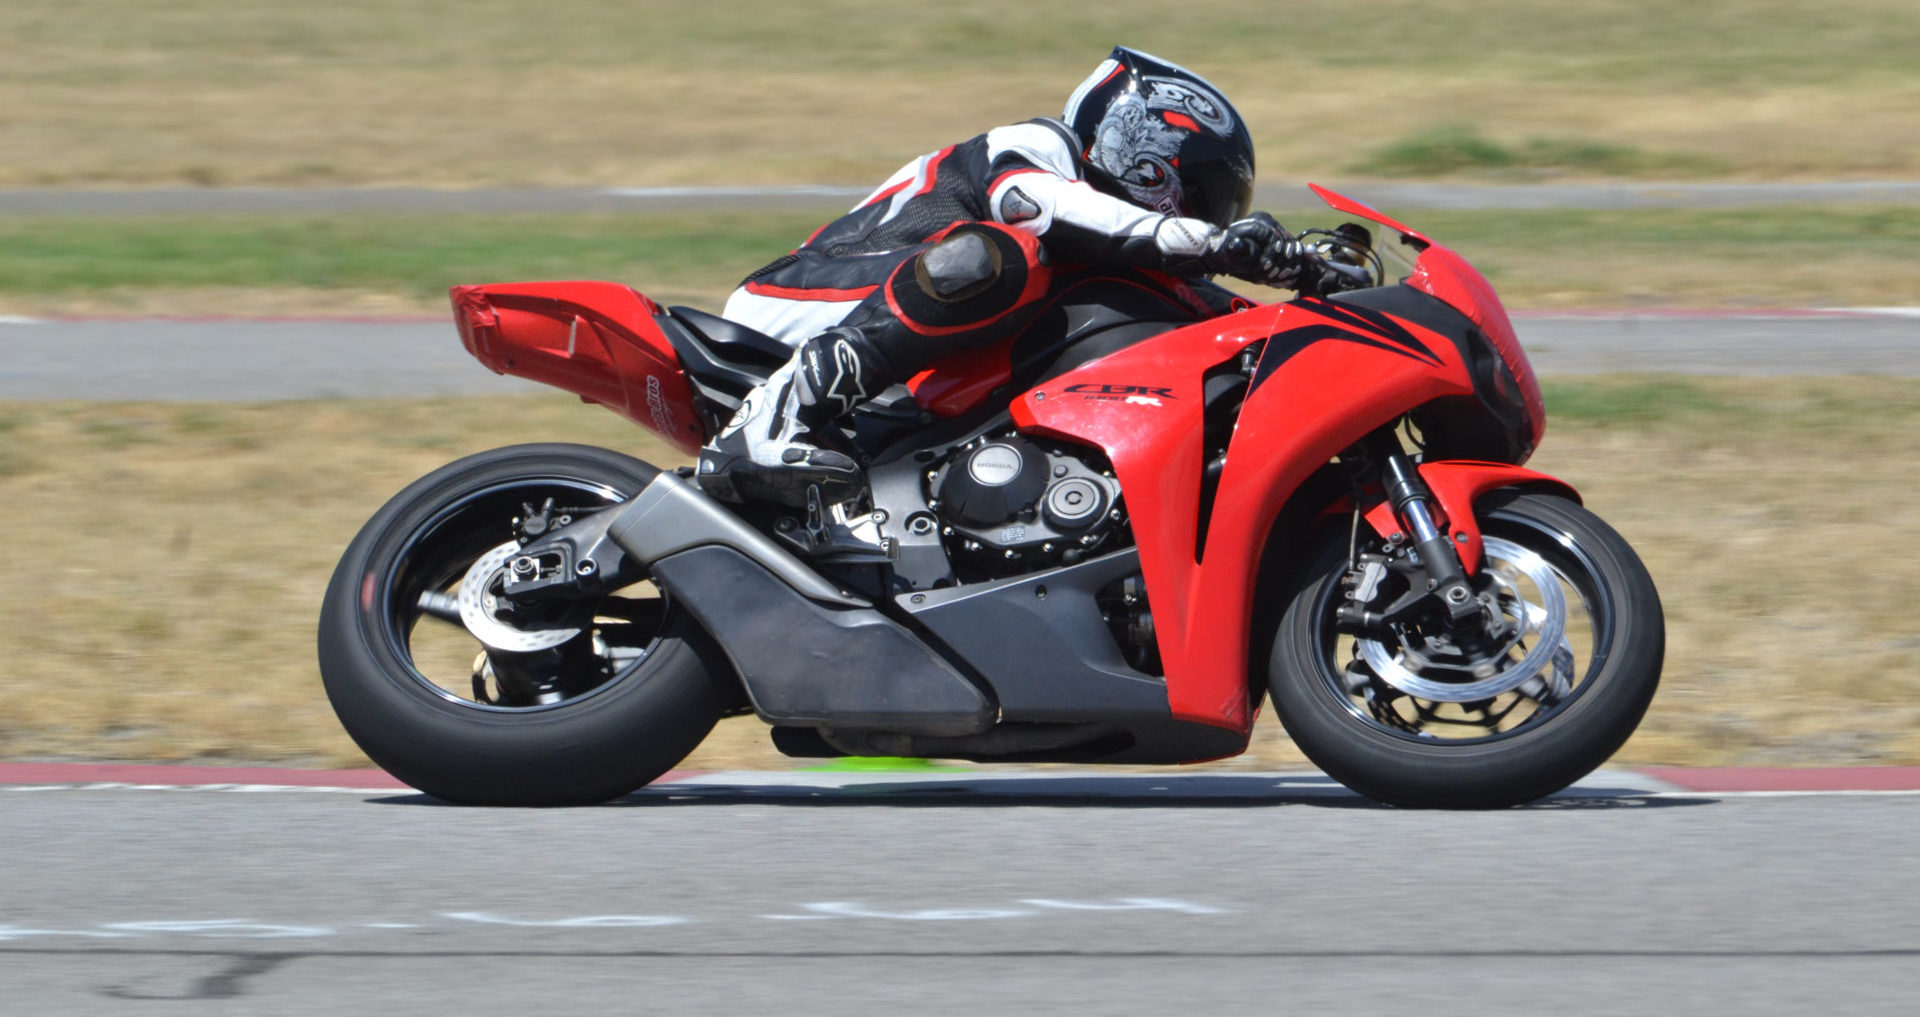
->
[3, 311, 1917, 400]
[3, 770, 1917, 1016]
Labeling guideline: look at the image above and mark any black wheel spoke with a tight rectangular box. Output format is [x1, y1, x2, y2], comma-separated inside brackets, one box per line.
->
[415, 590, 464, 624]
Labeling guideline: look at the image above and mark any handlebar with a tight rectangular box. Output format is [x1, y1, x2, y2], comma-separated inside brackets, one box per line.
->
[1282, 222, 1382, 297]
[1314, 257, 1374, 292]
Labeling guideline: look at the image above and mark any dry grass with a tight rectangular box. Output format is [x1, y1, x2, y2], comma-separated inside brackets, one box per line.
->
[2, 377, 1917, 771]
[3, 1, 1916, 188]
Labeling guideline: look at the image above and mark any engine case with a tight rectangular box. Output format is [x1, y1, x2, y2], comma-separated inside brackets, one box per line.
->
[930, 435, 1124, 577]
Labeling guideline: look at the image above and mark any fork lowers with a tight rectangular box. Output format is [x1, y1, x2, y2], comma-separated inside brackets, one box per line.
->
[1380, 453, 1480, 624]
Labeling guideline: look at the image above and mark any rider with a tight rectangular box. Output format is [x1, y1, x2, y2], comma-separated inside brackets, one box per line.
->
[699, 46, 1310, 507]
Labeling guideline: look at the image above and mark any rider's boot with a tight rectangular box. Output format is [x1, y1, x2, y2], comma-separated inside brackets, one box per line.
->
[697, 326, 891, 508]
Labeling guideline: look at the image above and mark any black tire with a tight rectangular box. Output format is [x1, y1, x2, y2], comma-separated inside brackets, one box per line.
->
[1269, 491, 1663, 808]
[318, 443, 733, 805]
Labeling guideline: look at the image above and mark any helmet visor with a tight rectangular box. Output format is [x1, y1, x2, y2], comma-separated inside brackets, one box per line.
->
[1181, 162, 1254, 229]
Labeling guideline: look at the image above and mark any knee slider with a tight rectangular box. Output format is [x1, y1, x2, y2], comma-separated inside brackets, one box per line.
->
[916, 231, 1002, 303]
[888, 223, 1043, 336]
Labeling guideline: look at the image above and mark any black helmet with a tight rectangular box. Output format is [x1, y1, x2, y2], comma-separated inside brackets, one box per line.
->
[1063, 46, 1256, 229]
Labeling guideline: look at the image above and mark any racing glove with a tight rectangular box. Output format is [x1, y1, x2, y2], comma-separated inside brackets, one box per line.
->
[1201, 212, 1308, 287]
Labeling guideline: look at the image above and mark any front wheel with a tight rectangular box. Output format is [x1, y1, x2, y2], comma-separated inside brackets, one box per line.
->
[318, 443, 734, 805]
[1269, 491, 1664, 808]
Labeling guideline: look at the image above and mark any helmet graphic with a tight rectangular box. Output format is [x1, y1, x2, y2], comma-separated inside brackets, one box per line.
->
[1063, 46, 1256, 229]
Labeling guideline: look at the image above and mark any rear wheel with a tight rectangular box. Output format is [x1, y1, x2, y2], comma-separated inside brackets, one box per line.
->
[1268, 491, 1663, 808]
[318, 444, 733, 805]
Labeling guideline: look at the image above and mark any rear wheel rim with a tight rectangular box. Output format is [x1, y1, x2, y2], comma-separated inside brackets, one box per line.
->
[374, 477, 669, 714]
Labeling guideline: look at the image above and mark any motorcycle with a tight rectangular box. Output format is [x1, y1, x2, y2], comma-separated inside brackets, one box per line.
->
[318, 185, 1663, 808]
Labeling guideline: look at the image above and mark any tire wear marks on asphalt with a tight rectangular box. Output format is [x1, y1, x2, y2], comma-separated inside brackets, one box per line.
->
[101, 952, 294, 1002]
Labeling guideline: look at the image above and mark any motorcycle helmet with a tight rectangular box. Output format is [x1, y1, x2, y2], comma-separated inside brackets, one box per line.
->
[1063, 46, 1256, 229]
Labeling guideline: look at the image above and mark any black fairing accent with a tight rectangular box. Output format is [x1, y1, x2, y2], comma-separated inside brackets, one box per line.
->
[654, 314, 765, 419]
[648, 545, 993, 736]
[1329, 285, 1534, 463]
[1011, 274, 1199, 385]
[1194, 349, 1259, 561]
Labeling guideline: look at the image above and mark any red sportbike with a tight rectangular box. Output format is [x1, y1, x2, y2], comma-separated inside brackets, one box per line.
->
[319, 186, 1663, 808]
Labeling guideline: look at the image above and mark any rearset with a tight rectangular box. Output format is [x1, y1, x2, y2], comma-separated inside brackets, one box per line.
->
[774, 485, 896, 564]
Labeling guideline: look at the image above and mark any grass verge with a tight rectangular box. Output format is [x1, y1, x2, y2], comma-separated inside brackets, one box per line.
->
[5, 0, 1917, 186]
[2, 377, 1918, 770]
[1350, 125, 1725, 178]
[2, 205, 1916, 318]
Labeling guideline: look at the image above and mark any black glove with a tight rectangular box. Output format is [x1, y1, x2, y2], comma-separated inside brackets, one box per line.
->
[1202, 212, 1308, 287]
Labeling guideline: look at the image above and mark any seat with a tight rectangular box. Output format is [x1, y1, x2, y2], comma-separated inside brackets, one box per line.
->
[666, 306, 792, 369]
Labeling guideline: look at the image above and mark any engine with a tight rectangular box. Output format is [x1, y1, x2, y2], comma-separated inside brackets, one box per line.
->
[928, 434, 1126, 579]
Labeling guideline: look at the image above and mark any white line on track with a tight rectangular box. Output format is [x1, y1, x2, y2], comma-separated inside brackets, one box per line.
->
[600, 185, 868, 199]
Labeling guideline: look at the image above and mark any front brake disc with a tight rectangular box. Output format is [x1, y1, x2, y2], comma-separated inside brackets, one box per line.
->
[1354, 535, 1568, 703]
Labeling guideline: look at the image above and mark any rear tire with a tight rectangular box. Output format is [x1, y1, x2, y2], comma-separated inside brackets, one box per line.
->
[1268, 491, 1663, 808]
[318, 444, 733, 805]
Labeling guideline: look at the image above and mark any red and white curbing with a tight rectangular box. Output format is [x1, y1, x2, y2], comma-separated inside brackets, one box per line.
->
[1637, 766, 1920, 794]
[3, 762, 1918, 797]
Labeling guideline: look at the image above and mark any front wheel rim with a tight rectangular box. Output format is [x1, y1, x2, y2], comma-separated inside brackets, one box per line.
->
[1313, 511, 1615, 745]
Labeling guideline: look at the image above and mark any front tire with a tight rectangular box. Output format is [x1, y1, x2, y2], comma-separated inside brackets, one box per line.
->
[1269, 491, 1663, 808]
[318, 444, 733, 805]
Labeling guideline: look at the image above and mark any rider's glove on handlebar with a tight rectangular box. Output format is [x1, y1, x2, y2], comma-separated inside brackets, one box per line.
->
[1201, 212, 1308, 287]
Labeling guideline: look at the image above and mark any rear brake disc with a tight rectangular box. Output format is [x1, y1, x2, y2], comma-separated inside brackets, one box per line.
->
[456, 540, 582, 653]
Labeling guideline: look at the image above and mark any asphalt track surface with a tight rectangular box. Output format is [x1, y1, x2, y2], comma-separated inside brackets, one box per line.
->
[3, 311, 1918, 401]
[3, 767, 1918, 1016]
[5, 180, 1920, 216]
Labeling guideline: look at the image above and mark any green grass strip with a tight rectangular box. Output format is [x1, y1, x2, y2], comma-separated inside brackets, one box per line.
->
[1, 206, 1914, 308]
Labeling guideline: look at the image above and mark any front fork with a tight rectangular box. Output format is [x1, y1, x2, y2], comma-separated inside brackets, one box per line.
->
[1334, 435, 1582, 633]
[1379, 454, 1481, 623]
[1335, 444, 1482, 631]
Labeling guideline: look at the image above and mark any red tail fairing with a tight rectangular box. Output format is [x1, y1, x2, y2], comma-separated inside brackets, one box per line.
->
[451, 282, 706, 455]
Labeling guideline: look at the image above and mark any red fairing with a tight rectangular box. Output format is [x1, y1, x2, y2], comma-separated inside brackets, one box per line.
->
[1306, 184, 1545, 453]
[451, 282, 706, 455]
[1308, 183, 1432, 247]
[1362, 461, 1581, 576]
[1174, 300, 1500, 730]
[908, 337, 1016, 417]
[1013, 302, 1280, 733]
[1406, 248, 1546, 451]
[1019, 294, 1540, 734]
